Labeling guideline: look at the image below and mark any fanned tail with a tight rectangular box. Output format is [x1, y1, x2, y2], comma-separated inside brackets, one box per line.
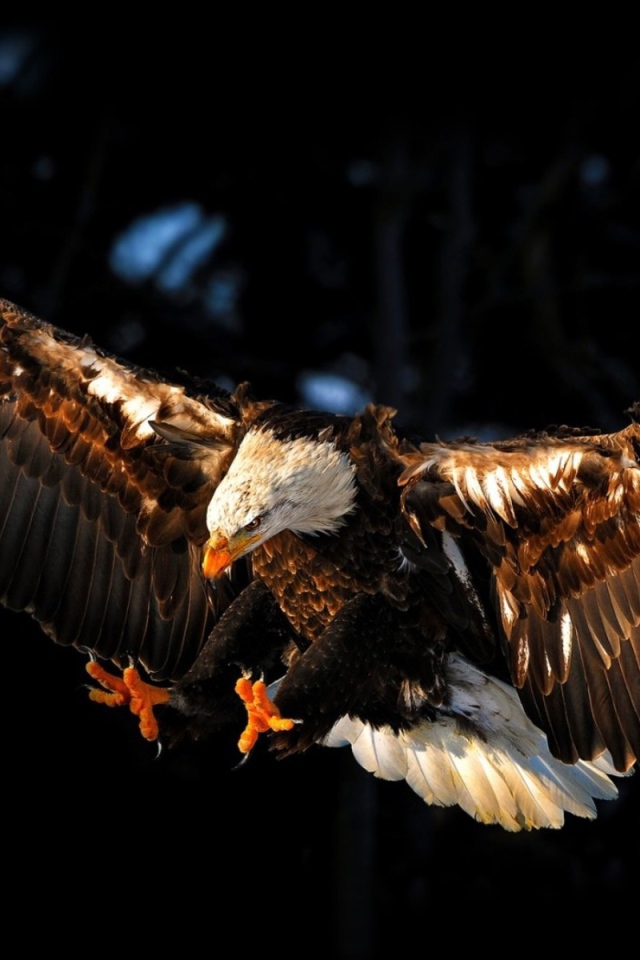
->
[321, 655, 628, 831]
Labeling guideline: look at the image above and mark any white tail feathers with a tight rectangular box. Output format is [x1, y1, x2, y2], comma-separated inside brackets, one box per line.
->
[321, 655, 626, 831]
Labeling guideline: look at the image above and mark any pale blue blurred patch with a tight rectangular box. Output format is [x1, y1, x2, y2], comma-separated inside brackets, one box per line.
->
[0, 28, 35, 86]
[0, 25, 49, 96]
[109, 202, 226, 292]
[157, 217, 226, 292]
[298, 370, 371, 414]
[204, 271, 243, 330]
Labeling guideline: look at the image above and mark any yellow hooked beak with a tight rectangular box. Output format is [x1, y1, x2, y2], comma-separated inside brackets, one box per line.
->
[202, 531, 262, 579]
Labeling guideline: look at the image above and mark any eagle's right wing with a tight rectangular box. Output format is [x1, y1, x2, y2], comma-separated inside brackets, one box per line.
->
[0, 298, 252, 681]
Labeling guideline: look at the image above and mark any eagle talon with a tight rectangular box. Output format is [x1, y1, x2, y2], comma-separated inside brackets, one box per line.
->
[86, 661, 170, 741]
[234, 676, 295, 755]
[86, 661, 130, 704]
[232, 751, 252, 771]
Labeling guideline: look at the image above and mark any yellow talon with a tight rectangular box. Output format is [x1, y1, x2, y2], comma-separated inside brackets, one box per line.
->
[86, 661, 170, 741]
[235, 677, 294, 754]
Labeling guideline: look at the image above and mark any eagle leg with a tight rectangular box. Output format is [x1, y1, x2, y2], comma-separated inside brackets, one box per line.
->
[235, 675, 295, 754]
[86, 661, 170, 741]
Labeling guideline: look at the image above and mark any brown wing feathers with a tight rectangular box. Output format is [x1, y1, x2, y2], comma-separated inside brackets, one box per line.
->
[400, 420, 640, 771]
[0, 299, 240, 680]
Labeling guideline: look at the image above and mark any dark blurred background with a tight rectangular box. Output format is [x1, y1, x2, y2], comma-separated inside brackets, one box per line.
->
[1, 16, 639, 956]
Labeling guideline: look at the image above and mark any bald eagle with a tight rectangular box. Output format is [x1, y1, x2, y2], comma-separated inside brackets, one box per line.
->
[1, 297, 639, 831]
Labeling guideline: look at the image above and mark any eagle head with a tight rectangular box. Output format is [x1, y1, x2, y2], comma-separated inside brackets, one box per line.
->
[202, 426, 357, 578]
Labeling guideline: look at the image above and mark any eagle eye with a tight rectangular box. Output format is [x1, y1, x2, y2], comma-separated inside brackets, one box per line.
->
[244, 517, 262, 532]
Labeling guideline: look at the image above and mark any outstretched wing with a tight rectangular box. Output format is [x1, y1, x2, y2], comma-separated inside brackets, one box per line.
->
[399, 416, 640, 772]
[0, 298, 248, 680]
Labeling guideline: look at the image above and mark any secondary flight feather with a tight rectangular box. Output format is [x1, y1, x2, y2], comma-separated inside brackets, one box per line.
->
[1, 297, 638, 830]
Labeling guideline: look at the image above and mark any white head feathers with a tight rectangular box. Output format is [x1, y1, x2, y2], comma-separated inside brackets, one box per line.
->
[205, 427, 358, 549]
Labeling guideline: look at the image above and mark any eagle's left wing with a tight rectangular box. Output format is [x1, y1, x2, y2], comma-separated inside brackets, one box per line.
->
[398, 415, 640, 773]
